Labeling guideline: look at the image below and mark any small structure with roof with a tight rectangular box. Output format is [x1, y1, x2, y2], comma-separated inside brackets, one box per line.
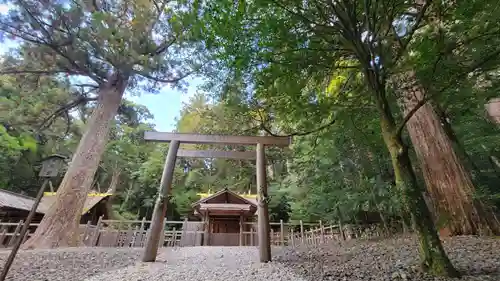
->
[191, 188, 258, 246]
[0, 189, 112, 224]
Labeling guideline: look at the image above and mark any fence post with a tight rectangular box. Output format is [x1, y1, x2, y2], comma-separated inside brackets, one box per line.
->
[181, 218, 188, 247]
[0, 229, 7, 246]
[338, 219, 346, 241]
[91, 216, 103, 246]
[7, 221, 23, 247]
[239, 216, 244, 246]
[250, 227, 254, 246]
[171, 227, 177, 247]
[299, 220, 304, 244]
[280, 220, 284, 247]
[290, 228, 295, 247]
[312, 227, 318, 246]
[318, 220, 324, 244]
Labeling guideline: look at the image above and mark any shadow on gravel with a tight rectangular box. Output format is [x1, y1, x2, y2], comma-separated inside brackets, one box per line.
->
[274, 235, 500, 281]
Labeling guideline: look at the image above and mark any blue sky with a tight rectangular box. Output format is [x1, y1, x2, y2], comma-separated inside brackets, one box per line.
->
[0, 3, 196, 132]
[127, 79, 199, 131]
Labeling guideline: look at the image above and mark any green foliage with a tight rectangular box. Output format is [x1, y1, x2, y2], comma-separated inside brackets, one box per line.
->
[0, 0, 204, 89]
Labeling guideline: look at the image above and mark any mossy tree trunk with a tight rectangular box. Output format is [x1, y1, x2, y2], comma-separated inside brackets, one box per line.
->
[373, 82, 459, 277]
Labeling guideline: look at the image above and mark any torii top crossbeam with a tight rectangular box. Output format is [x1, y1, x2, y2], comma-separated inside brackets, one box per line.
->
[144, 132, 291, 147]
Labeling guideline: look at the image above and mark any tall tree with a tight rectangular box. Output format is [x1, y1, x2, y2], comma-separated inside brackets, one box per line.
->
[0, 0, 202, 248]
[201, 0, 463, 276]
[392, 0, 500, 235]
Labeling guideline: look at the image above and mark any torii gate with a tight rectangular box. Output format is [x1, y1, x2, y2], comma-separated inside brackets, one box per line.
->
[141, 132, 291, 263]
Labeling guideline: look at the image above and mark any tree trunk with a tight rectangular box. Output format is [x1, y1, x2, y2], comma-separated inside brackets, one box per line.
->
[486, 98, 500, 124]
[22, 73, 128, 249]
[395, 71, 500, 236]
[375, 89, 458, 277]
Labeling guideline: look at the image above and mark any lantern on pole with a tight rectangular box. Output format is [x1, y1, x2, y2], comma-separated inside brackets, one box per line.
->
[0, 154, 68, 281]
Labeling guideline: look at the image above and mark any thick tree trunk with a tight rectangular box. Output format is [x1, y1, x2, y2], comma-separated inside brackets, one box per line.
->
[22, 74, 128, 249]
[375, 89, 458, 277]
[395, 71, 500, 236]
[486, 98, 500, 124]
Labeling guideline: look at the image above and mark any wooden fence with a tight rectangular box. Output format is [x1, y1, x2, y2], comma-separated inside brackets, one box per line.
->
[0, 218, 396, 249]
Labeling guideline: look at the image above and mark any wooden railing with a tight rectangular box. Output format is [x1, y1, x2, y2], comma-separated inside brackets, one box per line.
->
[0, 218, 397, 249]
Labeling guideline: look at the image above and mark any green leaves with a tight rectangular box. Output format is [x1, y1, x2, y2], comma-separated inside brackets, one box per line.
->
[1, 0, 203, 89]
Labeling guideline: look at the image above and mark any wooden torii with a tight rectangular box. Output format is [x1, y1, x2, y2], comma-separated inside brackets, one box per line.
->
[141, 132, 291, 263]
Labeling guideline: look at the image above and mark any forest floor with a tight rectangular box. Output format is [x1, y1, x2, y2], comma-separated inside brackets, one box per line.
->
[276, 235, 500, 281]
[0, 235, 498, 281]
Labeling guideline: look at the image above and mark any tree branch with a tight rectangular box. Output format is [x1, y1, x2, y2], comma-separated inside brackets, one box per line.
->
[0, 69, 67, 75]
[259, 116, 336, 137]
[38, 96, 98, 131]
[134, 68, 198, 83]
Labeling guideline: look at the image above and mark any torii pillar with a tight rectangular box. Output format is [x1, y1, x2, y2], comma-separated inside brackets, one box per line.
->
[140, 132, 291, 263]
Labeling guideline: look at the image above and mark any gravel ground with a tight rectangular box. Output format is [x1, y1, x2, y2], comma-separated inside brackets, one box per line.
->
[274, 235, 500, 281]
[0, 247, 305, 281]
[85, 247, 305, 281]
[0, 247, 143, 281]
[1, 236, 498, 281]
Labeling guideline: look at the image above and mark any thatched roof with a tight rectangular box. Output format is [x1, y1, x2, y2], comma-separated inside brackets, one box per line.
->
[192, 189, 258, 216]
[38, 192, 112, 214]
[0, 189, 111, 215]
[0, 189, 39, 212]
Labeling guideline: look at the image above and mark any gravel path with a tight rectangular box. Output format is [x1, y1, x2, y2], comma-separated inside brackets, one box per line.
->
[0, 247, 304, 281]
[0, 247, 143, 281]
[84, 247, 304, 281]
[1, 236, 498, 281]
[275, 235, 500, 281]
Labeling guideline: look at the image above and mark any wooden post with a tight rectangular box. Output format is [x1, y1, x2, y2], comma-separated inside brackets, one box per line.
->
[7, 221, 23, 247]
[300, 220, 304, 244]
[203, 212, 210, 246]
[181, 217, 188, 247]
[319, 221, 325, 244]
[82, 220, 92, 245]
[171, 227, 177, 247]
[90, 216, 103, 246]
[22, 231, 30, 244]
[134, 217, 146, 247]
[250, 227, 254, 246]
[142, 140, 180, 262]
[239, 215, 244, 246]
[280, 220, 284, 247]
[290, 228, 295, 247]
[339, 218, 346, 240]
[0, 229, 7, 246]
[314, 227, 319, 245]
[256, 143, 271, 262]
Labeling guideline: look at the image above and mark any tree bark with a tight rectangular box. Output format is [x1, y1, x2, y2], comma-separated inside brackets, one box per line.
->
[486, 98, 500, 124]
[375, 86, 458, 277]
[22, 73, 128, 249]
[395, 71, 500, 236]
